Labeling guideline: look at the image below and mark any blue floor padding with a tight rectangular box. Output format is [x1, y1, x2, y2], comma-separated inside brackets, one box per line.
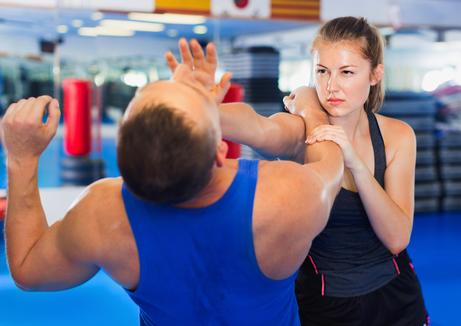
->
[407, 213, 461, 326]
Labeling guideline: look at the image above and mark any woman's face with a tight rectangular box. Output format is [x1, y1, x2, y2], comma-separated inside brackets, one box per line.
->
[312, 40, 381, 117]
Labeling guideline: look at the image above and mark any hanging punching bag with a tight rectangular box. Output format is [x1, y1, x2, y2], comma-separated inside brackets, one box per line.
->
[63, 79, 92, 156]
[222, 83, 244, 159]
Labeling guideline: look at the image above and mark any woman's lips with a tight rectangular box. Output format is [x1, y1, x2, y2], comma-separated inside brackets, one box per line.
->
[327, 98, 345, 106]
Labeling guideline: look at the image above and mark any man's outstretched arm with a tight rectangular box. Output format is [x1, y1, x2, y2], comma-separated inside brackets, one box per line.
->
[293, 87, 344, 212]
[3, 96, 100, 291]
[254, 88, 343, 279]
[283, 86, 344, 238]
[166, 38, 308, 160]
[219, 103, 306, 159]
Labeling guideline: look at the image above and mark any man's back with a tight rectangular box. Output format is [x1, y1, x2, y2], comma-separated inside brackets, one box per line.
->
[120, 159, 300, 326]
[80, 152, 337, 325]
[88, 160, 334, 289]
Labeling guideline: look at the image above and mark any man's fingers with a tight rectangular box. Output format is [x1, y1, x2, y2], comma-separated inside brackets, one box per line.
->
[46, 99, 61, 135]
[283, 96, 294, 112]
[218, 72, 232, 97]
[3, 102, 17, 120]
[165, 51, 179, 72]
[14, 97, 42, 123]
[16, 99, 28, 108]
[206, 42, 217, 68]
[190, 39, 206, 70]
[15, 98, 30, 112]
[179, 38, 194, 68]
[219, 72, 232, 88]
[27, 96, 53, 123]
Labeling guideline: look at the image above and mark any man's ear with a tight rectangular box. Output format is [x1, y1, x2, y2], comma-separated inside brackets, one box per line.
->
[215, 140, 228, 167]
[371, 64, 384, 86]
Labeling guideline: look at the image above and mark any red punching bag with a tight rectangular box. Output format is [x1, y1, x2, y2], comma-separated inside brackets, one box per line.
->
[222, 84, 243, 159]
[0, 196, 6, 221]
[63, 79, 92, 156]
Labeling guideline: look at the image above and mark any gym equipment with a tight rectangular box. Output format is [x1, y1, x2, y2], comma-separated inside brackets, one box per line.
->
[60, 79, 105, 185]
[222, 84, 243, 159]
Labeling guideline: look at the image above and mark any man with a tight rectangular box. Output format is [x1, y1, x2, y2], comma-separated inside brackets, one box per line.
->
[2, 42, 343, 325]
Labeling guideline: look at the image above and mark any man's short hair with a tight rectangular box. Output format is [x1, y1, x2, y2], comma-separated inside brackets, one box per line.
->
[117, 104, 217, 204]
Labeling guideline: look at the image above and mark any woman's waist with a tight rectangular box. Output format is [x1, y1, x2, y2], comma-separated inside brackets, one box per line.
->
[297, 250, 412, 297]
[308, 241, 393, 271]
[298, 257, 397, 297]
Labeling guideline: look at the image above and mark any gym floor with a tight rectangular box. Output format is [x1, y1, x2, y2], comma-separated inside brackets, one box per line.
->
[0, 136, 460, 326]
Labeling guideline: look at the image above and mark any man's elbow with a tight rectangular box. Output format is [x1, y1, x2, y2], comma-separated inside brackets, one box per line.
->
[316, 175, 341, 215]
[309, 189, 335, 237]
[11, 273, 34, 291]
[10, 268, 41, 291]
[14, 281, 36, 292]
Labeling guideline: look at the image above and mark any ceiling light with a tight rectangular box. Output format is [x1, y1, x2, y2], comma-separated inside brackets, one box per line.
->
[122, 71, 148, 88]
[78, 27, 134, 37]
[92, 12, 104, 21]
[101, 20, 164, 32]
[167, 29, 178, 37]
[72, 19, 83, 28]
[57, 25, 68, 34]
[96, 27, 135, 37]
[79, 27, 98, 37]
[128, 12, 206, 25]
[193, 25, 208, 35]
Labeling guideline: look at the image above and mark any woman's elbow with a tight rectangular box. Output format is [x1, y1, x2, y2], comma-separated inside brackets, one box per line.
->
[388, 237, 410, 255]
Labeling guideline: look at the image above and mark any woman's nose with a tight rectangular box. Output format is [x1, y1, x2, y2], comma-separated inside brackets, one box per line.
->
[326, 74, 339, 92]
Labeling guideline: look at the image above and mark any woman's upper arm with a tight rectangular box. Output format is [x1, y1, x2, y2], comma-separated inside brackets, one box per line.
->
[383, 120, 417, 217]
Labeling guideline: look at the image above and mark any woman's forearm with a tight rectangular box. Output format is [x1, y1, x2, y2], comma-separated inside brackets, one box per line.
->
[352, 167, 413, 255]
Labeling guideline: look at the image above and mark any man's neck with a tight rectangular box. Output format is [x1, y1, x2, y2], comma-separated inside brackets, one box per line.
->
[176, 160, 238, 209]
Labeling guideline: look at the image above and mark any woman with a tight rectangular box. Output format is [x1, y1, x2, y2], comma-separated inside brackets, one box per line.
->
[286, 17, 429, 326]
[166, 16, 428, 325]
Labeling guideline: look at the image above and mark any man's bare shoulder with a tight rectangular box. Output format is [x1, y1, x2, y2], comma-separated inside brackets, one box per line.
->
[57, 177, 129, 261]
[252, 159, 327, 279]
[71, 177, 123, 214]
[258, 160, 317, 186]
[255, 160, 325, 216]
[61, 178, 125, 239]
[86, 177, 123, 194]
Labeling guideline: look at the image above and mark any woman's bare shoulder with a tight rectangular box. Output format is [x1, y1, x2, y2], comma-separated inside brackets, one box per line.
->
[374, 113, 416, 163]
[375, 113, 416, 143]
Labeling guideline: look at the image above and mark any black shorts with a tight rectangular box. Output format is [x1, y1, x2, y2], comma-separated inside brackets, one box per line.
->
[295, 251, 429, 326]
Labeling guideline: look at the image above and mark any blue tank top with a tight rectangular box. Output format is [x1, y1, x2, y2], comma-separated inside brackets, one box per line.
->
[300, 113, 398, 297]
[122, 159, 300, 326]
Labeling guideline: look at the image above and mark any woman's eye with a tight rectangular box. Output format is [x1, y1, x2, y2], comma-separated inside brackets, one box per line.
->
[316, 69, 327, 74]
[343, 70, 354, 75]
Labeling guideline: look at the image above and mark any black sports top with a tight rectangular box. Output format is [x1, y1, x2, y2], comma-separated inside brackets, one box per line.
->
[299, 112, 400, 297]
